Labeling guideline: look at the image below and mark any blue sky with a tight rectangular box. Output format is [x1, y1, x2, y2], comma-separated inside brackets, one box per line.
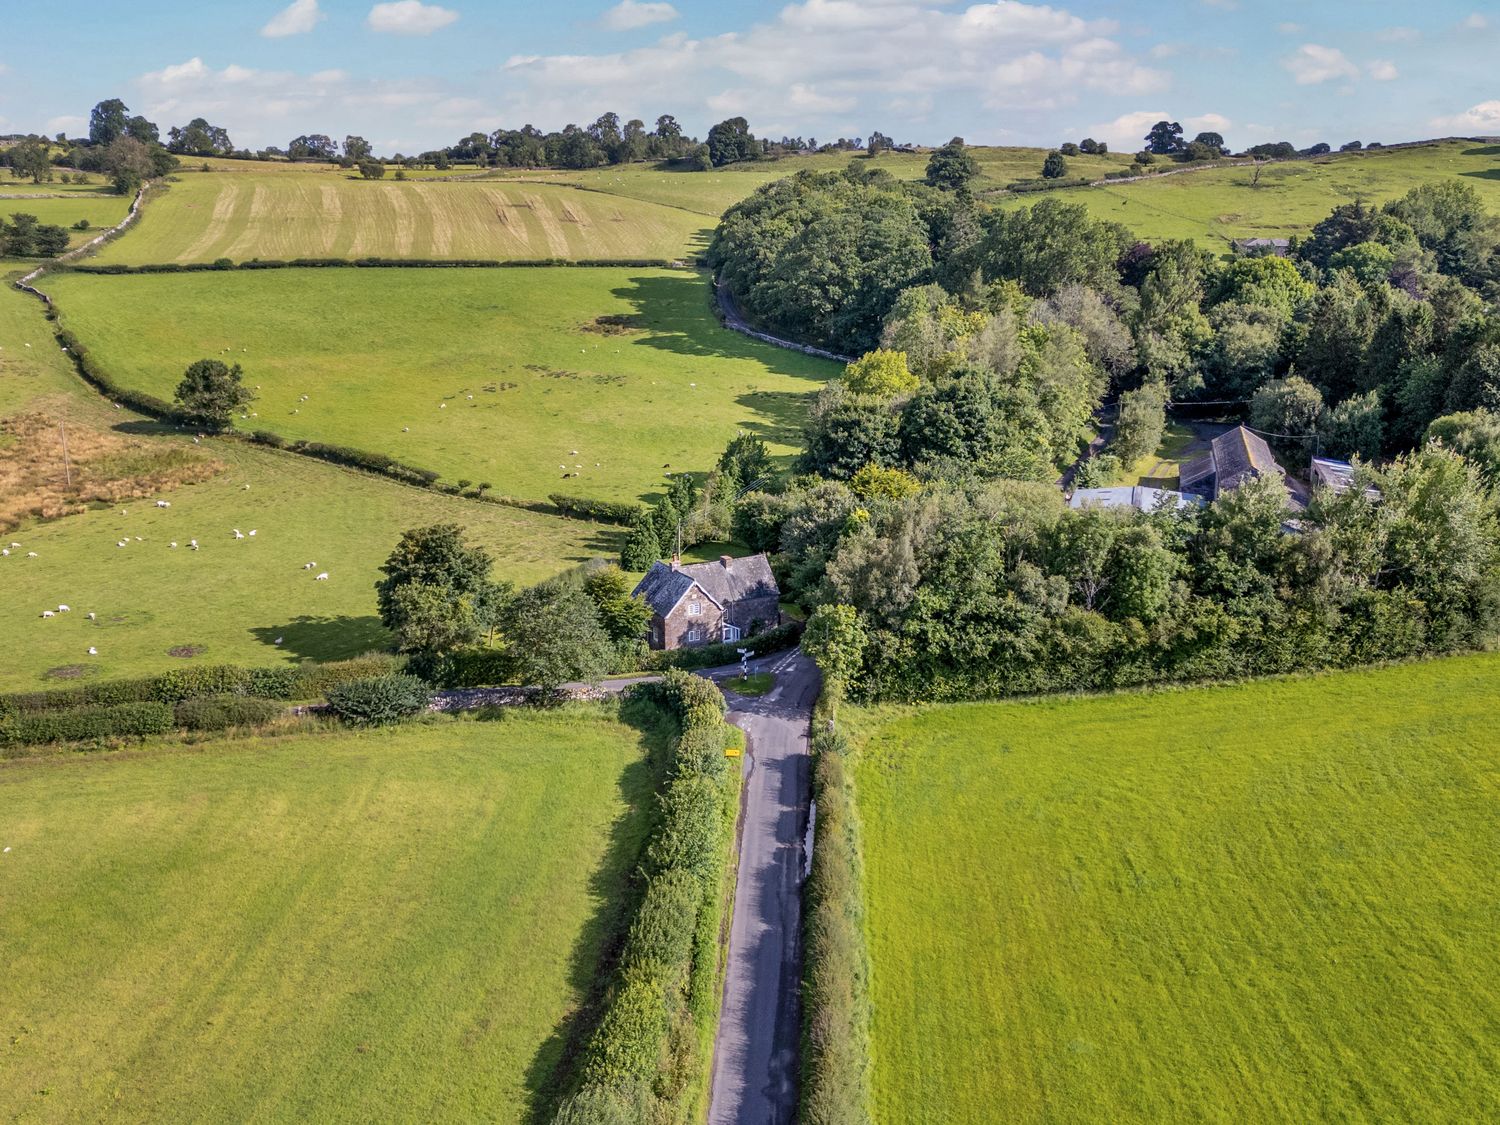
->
[1, 0, 1496, 154]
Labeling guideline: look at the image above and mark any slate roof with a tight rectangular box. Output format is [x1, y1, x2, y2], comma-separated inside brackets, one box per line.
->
[632, 554, 779, 618]
[1181, 426, 1285, 496]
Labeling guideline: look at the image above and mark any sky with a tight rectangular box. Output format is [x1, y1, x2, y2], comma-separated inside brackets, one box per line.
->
[1, 0, 1497, 155]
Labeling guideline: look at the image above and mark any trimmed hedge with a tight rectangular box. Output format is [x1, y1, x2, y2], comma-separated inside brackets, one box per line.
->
[54, 328, 186, 423]
[62, 257, 686, 275]
[556, 668, 738, 1122]
[174, 694, 285, 731]
[1, 701, 175, 748]
[642, 620, 804, 671]
[549, 494, 645, 525]
[0, 655, 399, 719]
[801, 712, 873, 1125]
[249, 432, 442, 487]
[325, 673, 431, 726]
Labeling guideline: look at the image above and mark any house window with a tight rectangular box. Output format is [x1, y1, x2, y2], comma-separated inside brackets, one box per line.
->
[687, 601, 702, 616]
[686, 627, 703, 643]
[722, 623, 741, 643]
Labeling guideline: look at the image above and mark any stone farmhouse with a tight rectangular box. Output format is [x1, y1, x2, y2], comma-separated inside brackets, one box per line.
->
[633, 553, 781, 650]
[1180, 425, 1286, 500]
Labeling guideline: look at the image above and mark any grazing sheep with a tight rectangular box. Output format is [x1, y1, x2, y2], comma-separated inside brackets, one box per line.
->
[189, 539, 198, 547]
[9, 542, 19, 548]
[57, 605, 70, 612]
[1, 549, 8, 557]
[86, 612, 96, 620]
[274, 637, 284, 645]
[303, 562, 316, 569]
[40, 610, 54, 618]
[315, 572, 329, 581]
[117, 540, 128, 548]
[27, 551, 38, 558]
[232, 529, 244, 539]
[242, 484, 250, 490]
[402, 426, 409, 432]
[87, 647, 97, 656]
[169, 542, 178, 548]
[156, 500, 170, 508]
[248, 530, 257, 537]
[439, 403, 446, 409]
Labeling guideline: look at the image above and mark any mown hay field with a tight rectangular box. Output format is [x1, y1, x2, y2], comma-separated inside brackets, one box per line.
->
[995, 139, 1500, 249]
[45, 266, 835, 504]
[848, 654, 1500, 1124]
[0, 284, 619, 688]
[0, 708, 658, 1123]
[90, 168, 712, 264]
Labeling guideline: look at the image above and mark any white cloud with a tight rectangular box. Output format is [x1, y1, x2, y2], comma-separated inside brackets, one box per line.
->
[1082, 110, 1231, 152]
[367, 1, 459, 35]
[262, 0, 324, 38]
[1431, 99, 1500, 132]
[1376, 26, 1419, 42]
[1282, 44, 1359, 85]
[601, 1, 678, 31]
[1367, 59, 1398, 81]
[498, 0, 1165, 134]
[1460, 13, 1488, 30]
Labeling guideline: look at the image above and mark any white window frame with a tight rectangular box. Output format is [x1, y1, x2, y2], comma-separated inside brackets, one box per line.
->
[686, 627, 703, 643]
[687, 601, 702, 616]
[722, 623, 742, 643]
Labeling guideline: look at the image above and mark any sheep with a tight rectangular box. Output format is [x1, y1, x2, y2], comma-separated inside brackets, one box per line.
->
[57, 605, 70, 613]
[274, 637, 284, 645]
[40, 610, 54, 618]
[117, 540, 128, 548]
[86, 612, 96, 620]
[26, 552, 37, 558]
[1, 549, 7, 557]
[242, 484, 250, 490]
[439, 403, 446, 409]
[189, 539, 198, 547]
[232, 529, 244, 539]
[402, 426, 409, 432]
[303, 562, 316, 570]
[248, 530, 257, 537]
[169, 542, 178, 548]
[8, 542, 18, 548]
[315, 572, 329, 581]
[155, 500, 170, 508]
[87, 647, 97, 656]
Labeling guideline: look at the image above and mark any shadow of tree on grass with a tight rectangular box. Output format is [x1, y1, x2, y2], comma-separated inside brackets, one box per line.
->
[248, 615, 389, 663]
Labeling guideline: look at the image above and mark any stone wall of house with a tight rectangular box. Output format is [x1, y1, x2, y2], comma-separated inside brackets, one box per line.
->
[660, 582, 726, 649]
[725, 593, 781, 636]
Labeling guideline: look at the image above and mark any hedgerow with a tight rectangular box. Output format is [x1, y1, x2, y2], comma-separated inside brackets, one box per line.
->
[174, 694, 285, 731]
[1, 701, 175, 749]
[641, 620, 803, 671]
[554, 668, 739, 1123]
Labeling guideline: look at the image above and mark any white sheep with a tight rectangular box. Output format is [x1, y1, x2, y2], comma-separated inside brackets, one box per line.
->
[1, 549, 8, 557]
[87, 647, 97, 656]
[117, 540, 128, 548]
[156, 500, 170, 508]
[274, 636, 284, 645]
[57, 605, 70, 613]
[232, 529, 244, 539]
[86, 612, 96, 620]
[27, 552, 37, 558]
[9, 542, 19, 548]
[169, 542, 178, 548]
[248, 530, 257, 537]
[40, 610, 54, 618]
[189, 539, 198, 547]
[315, 572, 329, 581]
[303, 562, 316, 570]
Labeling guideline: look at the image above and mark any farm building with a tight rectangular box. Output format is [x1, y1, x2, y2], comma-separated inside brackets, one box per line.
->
[1070, 485, 1202, 513]
[1311, 456, 1381, 499]
[1181, 425, 1286, 500]
[1233, 237, 1291, 256]
[633, 553, 781, 650]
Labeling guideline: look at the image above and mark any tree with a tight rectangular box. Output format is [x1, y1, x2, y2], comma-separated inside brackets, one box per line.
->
[499, 583, 614, 689]
[582, 565, 651, 646]
[8, 139, 52, 184]
[1041, 150, 1068, 179]
[849, 463, 921, 501]
[288, 134, 337, 161]
[1079, 137, 1100, 154]
[706, 117, 754, 167]
[621, 510, 663, 570]
[1428, 409, 1500, 487]
[1112, 381, 1168, 466]
[924, 137, 979, 192]
[1191, 131, 1226, 155]
[843, 349, 918, 399]
[1324, 390, 1384, 460]
[867, 130, 894, 156]
[1144, 120, 1185, 155]
[654, 114, 682, 140]
[103, 136, 156, 195]
[802, 603, 866, 698]
[344, 135, 373, 161]
[1250, 376, 1324, 442]
[386, 580, 484, 654]
[717, 432, 773, 490]
[173, 359, 255, 430]
[167, 118, 233, 156]
[89, 99, 130, 146]
[358, 161, 387, 180]
[1059, 142, 1080, 157]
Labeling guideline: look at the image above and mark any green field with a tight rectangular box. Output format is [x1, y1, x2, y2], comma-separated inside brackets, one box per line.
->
[0, 283, 620, 688]
[45, 266, 834, 503]
[0, 708, 658, 1122]
[849, 654, 1500, 1123]
[91, 168, 712, 265]
[1, 192, 131, 250]
[997, 140, 1500, 249]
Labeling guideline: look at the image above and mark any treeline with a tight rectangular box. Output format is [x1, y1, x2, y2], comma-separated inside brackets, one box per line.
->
[705, 155, 1500, 703]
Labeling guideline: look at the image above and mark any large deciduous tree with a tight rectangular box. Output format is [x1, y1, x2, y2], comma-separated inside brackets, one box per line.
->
[173, 359, 256, 430]
[924, 137, 980, 192]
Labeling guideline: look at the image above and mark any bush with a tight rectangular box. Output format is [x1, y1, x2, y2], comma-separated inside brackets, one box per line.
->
[548, 494, 645, 525]
[293, 653, 402, 697]
[645, 775, 723, 878]
[641, 621, 803, 671]
[619, 867, 701, 986]
[1, 701, 174, 748]
[436, 647, 511, 688]
[325, 673, 430, 726]
[174, 694, 284, 731]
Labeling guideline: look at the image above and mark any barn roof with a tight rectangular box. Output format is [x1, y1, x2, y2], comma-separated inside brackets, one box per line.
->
[632, 554, 778, 618]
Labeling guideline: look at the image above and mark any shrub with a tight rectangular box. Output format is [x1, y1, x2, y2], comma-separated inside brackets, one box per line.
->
[645, 775, 723, 878]
[149, 664, 252, 702]
[548, 494, 645, 525]
[1, 701, 174, 748]
[619, 868, 701, 985]
[641, 621, 803, 671]
[325, 673, 430, 726]
[246, 665, 302, 699]
[437, 646, 511, 688]
[293, 653, 402, 697]
[174, 695, 284, 731]
[581, 976, 669, 1088]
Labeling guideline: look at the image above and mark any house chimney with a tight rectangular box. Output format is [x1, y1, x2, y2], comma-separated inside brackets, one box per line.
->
[670, 555, 680, 570]
[720, 554, 733, 569]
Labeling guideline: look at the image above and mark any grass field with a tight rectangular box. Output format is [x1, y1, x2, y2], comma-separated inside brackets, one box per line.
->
[45, 266, 834, 503]
[996, 140, 1500, 249]
[0, 283, 620, 688]
[0, 707, 659, 1122]
[91, 168, 712, 265]
[849, 654, 1500, 1124]
[1, 192, 131, 249]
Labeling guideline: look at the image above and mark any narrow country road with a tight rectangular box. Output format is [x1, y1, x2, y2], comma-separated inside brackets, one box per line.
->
[707, 647, 820, 1125]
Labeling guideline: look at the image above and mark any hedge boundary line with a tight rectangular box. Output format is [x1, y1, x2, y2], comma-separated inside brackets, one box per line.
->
[553, 669, 742, 1122]
[53, 256, 691, 274]
[800, 696, 874, 1124]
